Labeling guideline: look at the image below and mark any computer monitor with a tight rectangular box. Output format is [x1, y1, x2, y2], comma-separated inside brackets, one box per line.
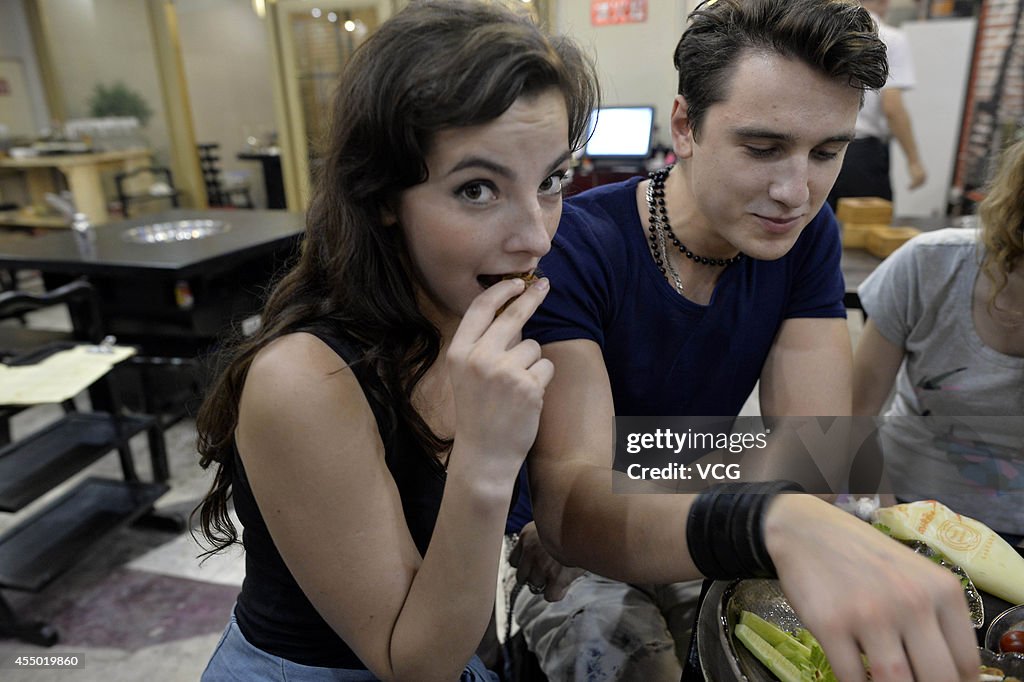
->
[583, 106, 655, 162]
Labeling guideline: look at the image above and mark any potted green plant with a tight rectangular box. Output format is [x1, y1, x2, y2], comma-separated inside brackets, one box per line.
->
[88, 82, 153, 126]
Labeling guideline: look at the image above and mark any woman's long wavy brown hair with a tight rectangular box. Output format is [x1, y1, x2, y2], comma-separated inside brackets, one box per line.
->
[192, 0, 598, 553]
[979, 138, 1024, 319]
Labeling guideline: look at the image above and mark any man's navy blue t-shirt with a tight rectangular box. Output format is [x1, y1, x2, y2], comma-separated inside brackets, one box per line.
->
[508, 176, 846, 533]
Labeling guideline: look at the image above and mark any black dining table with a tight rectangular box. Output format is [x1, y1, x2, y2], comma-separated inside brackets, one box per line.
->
[0, 208, 305, 355]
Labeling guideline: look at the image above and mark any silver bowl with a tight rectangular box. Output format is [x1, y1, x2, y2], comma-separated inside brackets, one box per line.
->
[697, 579, 796, 682]
[699, 565, 986, 681]
[986, 604, 1024, 659]
[906, 539, 985, 629]
[980, 647, 1024, 679]
[121, 219, 230, 244]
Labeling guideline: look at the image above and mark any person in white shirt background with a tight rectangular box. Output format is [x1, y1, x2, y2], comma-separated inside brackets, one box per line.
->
[828, 0, 927, 210]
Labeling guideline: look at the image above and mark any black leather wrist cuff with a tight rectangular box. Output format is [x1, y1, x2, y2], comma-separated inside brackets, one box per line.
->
[685, 480, 804, 579]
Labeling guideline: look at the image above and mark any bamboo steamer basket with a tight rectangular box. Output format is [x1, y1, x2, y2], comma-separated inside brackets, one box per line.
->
[842, 223, 883, 249]
[865, 226, 921, 259]
[835, 197, 893, 226]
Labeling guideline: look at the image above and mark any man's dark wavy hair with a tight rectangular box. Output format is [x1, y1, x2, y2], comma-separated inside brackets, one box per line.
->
[675, 0, 889, 140]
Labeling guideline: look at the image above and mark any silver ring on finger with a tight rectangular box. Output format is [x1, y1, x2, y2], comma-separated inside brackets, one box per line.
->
[527, 581, 546, 595]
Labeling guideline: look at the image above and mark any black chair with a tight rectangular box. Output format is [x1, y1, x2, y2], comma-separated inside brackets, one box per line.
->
[0, 278, 195, 436]
[0, 280, 105, 446]
[197, 143, 254, 209]
[114, 166, 181, 218]
[0, 279, 103, 360]
[0, 270, 26, 322]
[0, 277, 178, 487]
[1, 269, 17, 293]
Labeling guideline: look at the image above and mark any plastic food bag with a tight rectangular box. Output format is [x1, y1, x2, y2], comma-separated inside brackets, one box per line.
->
[876, 500, 1024, 605]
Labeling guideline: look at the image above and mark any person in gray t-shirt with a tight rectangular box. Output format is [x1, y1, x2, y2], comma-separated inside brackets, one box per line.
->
[853, 139, 1024, 537]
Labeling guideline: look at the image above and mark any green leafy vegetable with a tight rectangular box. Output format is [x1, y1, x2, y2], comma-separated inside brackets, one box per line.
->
[735, 622, 803, 682]
[735, 611, 838, 682]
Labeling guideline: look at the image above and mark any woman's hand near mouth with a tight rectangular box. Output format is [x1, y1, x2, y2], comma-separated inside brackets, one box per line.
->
[447, 275, 553, 486]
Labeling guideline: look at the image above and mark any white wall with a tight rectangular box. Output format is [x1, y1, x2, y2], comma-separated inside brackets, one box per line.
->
[556, 0, 699, 148]
[39, 0, 170, 163]
[0, 0, 51, 134]
[175, 0, 276, 209]
[890, 18, 976, 217]
[0, 1, 51, 206]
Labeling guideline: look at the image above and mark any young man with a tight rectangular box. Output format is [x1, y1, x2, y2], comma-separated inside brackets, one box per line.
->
[512, 1, 980, 681]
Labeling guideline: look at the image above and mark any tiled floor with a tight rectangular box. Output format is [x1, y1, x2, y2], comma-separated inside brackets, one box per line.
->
[0, 280, 867, 681]
[0, 402, 244, 681]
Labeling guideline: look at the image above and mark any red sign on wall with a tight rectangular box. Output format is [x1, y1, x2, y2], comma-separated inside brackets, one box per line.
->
[591, 0, 648, 26]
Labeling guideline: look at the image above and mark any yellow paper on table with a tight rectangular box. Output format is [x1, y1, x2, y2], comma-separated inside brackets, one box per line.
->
[0, 345, 136, 405]
[876, 500, 1024, 605]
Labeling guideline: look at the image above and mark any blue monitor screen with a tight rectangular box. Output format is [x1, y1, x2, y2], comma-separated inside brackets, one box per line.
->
[584, 106, 655, 159]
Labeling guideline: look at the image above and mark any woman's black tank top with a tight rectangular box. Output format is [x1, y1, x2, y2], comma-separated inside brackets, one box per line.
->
[232, 322, 446, 668]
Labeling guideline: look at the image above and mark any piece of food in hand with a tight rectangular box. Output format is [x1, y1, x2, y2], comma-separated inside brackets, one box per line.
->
[480, 271, 540, 316]
[875, 500, 1024, 605]
[1000, 629, 1024, 654]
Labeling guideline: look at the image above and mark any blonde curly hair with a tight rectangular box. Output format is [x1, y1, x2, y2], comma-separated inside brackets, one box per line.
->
[978, 138, 1024, 317]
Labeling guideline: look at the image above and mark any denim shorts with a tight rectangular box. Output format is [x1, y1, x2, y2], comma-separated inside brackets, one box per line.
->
[202, 610, 498, 681]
